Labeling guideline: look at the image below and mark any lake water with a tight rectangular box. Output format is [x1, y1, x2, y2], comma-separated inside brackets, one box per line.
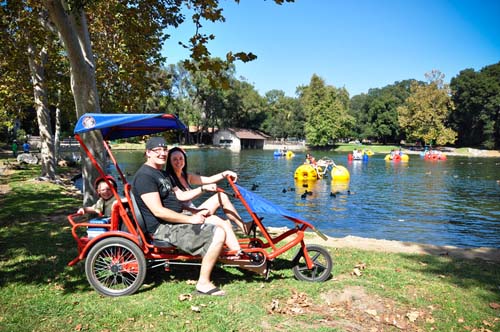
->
[109, 149, 500, 249]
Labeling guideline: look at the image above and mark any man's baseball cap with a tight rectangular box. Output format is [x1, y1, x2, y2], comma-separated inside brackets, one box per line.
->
[146, 137, 167, 150]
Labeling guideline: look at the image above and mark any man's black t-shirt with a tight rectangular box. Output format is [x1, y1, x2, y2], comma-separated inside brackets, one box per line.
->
[131, 163, 179, 234]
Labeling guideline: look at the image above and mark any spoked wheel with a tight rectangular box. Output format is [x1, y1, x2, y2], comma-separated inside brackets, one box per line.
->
[85, 237, 146, 296]
[292, 244, 333, 282]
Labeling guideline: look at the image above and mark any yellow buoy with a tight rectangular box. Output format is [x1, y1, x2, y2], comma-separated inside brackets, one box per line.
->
[286, 150, 295, 158]
[400, 154, 409, 162]
[294, 164, 318, 181]
[331, 181, 349, 192]
[294, 179, 317, 194]
[331, 165, 350, 181]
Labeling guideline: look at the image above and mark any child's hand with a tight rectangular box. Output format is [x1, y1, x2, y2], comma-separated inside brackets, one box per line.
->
[77, 208, 85, 215]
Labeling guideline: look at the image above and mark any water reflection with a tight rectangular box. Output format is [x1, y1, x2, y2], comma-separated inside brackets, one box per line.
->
[106, 149, 500, 248]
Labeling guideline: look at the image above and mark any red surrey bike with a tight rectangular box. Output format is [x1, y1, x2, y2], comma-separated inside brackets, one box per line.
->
[67, 113, 333, 296]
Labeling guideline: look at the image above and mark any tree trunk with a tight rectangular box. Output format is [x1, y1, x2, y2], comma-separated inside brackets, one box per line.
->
[43, 0, 104, 205]
[27, 42, 56, 180]
[54, 89, 61, 160]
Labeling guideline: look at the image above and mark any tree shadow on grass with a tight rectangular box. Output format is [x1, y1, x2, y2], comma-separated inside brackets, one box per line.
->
[402, 252, 500, 303]
[0, 213, 306, 296]
[0, 217, 89, 291]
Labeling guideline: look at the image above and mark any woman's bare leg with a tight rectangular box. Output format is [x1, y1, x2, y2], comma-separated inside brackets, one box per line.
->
[199, 193, 253, 233]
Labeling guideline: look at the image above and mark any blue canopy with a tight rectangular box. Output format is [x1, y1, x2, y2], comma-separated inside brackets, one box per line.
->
[236, 184, 304, 221]
[74, 113, 187, 140]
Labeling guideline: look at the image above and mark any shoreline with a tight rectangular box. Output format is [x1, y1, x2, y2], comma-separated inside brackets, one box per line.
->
[1, 143, 500, 158]
[266, 227, 500, 263]
[110, 143, 500, 158]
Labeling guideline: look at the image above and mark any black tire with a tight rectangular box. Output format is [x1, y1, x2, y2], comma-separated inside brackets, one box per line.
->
[85, 237, 146, 296]
[292, 244, 333, 282]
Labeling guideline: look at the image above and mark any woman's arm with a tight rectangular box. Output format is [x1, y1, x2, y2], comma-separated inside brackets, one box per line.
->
[171, 185, 204, 202]
[188, 170, 237, 185]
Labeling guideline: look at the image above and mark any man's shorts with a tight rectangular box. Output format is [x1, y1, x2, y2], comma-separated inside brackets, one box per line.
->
[153, 223, 216, 257]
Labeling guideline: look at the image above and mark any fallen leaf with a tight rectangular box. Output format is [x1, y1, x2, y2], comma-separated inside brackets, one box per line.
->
[355, 262, 366, 270]
[186, 280, 197, 285]
[75, 324, 82, 331]
[179, 293, 192, 301]
[482, 320, 493, 327]
[53, 283, 65, 291]
[457, 317, 465, 323]
[270, 299, 280, 312]
[191, 305, 201, 313]
[406, 311, 419, 322]
[290, 307, 304, 314]
[489, 302, 500, 310]
[365, 309, 378, 316]
[352, 268, 362, 276]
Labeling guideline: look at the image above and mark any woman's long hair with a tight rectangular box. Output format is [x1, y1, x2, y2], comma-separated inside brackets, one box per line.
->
[166, 147, 190, 191]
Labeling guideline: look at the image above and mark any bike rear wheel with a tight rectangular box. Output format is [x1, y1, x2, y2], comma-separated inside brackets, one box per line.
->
[85, 237, 146, 296]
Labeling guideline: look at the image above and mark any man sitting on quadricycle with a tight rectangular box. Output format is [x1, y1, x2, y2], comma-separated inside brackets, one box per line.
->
[132, 137, 234, 296]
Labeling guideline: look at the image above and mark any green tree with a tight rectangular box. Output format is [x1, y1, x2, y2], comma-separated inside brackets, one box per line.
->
[0, 2, 34, 131]
[299, 74, 353, 147]
[397, 71, 456, 146]
[350, 80, 416, 144]
[224, 79, 265, 129]
[261, 89, 304, 139]
[450, 62, 500, 149]
[0, 0, 76, 180]
[40, 0, 293, 202]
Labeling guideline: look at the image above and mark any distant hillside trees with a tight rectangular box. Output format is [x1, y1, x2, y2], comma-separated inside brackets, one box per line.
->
[261, 90, 305, 139]
[350, 80, 416, 144]
[450, 62, 500, 149]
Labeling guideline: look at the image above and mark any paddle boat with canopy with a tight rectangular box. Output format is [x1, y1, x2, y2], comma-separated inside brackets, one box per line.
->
[67, 113, 333, 297]
[294, 157, 350, 182]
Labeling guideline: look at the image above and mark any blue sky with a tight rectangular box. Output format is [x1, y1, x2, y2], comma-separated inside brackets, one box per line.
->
[162, 0, 500, 97]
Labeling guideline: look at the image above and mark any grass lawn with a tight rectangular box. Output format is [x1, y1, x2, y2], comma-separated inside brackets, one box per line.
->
[1, 162, 499, 331]
[332, 144, 402, 154]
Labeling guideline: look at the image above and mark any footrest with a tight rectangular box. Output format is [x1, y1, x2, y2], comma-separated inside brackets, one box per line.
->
[150, 238, 174, 248]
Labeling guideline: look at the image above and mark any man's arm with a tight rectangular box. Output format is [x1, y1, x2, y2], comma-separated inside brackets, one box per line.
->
[140, 191, 205, 224]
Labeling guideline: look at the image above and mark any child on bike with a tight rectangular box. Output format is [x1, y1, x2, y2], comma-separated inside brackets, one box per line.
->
[77, 176, 118, 218]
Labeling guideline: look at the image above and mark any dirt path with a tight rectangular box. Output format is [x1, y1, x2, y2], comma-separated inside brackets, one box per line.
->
[0, 166, 13, 195]
[308, 233, 500, 262]
[266, 227, 500, 262]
